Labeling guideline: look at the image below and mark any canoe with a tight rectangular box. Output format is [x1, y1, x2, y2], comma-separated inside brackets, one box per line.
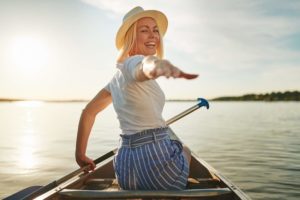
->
[5, 128, 251, 200]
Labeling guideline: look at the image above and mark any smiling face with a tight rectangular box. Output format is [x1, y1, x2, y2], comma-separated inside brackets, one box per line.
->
[130, 17, 160, 56]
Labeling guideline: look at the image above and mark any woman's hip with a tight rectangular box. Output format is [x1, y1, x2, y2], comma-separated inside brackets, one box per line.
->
[113, 127, 189, 190]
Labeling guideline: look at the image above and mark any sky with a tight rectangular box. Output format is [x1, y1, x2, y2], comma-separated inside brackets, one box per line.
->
[0, 0, 299, 100]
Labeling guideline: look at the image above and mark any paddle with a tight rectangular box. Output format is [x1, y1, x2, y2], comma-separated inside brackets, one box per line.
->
[92, 98, 209, 165]
[166, 98, 209, 124]
[21, 98, 209, 200]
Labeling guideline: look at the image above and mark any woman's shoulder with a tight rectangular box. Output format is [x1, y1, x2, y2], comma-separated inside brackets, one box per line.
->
[116, 55, 145, 82]
[122, 55, 144, 67]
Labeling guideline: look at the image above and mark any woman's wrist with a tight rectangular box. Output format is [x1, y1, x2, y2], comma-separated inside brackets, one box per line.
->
[142, 55, 159, 79]
[75, 151, 86, 160]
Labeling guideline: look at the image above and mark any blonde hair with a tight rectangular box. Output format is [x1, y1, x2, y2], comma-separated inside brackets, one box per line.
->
[117, 20, 164, 63]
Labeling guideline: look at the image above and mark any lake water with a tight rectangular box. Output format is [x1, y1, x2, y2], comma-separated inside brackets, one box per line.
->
[0, 101, 299, 199]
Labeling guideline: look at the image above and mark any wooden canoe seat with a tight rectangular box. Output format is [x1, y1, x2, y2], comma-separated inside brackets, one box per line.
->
[84, 178, 119, 190]
[84, 178, 222, 190]
[187, 178, 222, 189]
[85, 178, 116, 185]
[59, 188, 232, 199]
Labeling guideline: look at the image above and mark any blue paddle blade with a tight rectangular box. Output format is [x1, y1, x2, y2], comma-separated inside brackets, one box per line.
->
[197, 98, 209, 109]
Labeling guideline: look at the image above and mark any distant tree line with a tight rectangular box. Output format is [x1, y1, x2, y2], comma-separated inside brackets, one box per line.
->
[212, 91, 300, 101]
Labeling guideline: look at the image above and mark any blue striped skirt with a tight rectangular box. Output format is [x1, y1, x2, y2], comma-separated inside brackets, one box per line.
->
[113, 127, 189, 190]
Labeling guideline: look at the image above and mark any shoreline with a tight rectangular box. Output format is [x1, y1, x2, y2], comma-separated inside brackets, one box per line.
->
[1, 90, 299, 102]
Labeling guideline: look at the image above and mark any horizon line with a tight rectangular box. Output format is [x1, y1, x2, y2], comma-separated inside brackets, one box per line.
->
[0, 90, 299, 103]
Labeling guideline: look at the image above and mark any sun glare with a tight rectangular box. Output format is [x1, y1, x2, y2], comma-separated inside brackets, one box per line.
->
[15, 100, 45, 108]
[10, 36, 49, 70]
[19, 134, 38, 169]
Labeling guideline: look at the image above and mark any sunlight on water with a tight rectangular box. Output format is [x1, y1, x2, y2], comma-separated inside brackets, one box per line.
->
[18, 133, 38, 170]
[11, 101, 43, 172]
[15, 100, 45, 108]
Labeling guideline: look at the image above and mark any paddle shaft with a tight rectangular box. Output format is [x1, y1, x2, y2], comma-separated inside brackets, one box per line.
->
[93, 103, 202, 165]
[166, 104, 201, 125]
[93, 101, 205, 165]
[92, 101, 206, 165]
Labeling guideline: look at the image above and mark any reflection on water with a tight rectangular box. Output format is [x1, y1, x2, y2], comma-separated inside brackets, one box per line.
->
[15, 101, 43, 171]
[15, 100, 45, 108]
[0, 101, 299, 199]
[19, 134, 38, 170]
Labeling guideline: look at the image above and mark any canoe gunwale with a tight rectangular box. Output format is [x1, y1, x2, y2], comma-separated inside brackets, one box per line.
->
[191, 152, 251, 200]
[33, 158, 114, 200]
[59, 188, 232, 199]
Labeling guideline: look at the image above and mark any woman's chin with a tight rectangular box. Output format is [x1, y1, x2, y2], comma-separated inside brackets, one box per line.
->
[143, 51, 156, 56]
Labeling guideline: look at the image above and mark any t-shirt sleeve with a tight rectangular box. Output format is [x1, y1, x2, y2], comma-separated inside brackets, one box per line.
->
[122, 55, 144, 81]
[104, 82, 111, 92]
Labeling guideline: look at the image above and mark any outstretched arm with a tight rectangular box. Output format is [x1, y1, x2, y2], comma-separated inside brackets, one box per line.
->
[135, 55, 198, 81]
[75, 88, 112, 170]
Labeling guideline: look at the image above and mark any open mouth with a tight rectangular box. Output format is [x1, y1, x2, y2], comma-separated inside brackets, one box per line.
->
[145, 42, 156, 49]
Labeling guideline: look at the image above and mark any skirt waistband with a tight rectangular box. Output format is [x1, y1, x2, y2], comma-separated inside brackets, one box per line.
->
[120, 127, 169, 148]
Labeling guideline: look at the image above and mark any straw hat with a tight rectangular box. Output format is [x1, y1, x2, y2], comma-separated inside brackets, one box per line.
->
[115, 6, 168, 50]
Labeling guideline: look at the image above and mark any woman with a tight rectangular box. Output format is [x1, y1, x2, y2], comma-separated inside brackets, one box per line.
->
[75, 6, 198, 190]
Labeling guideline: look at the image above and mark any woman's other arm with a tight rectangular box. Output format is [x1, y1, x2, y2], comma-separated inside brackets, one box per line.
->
[75, 88, 112, 169]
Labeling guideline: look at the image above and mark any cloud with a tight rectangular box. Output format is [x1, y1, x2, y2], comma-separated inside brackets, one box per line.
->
[259, 64, 300, 88]
[164, 0, 300, 72]
[81, 0, 136, 16]
[80, 0, 300, 98]
[81, 0, 300, 71]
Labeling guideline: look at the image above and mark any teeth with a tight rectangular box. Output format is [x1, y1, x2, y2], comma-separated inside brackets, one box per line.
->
[146, 42, 155, 45]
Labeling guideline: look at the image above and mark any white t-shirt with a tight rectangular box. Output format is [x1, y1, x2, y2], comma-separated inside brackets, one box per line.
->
[104, 55, 166, 135]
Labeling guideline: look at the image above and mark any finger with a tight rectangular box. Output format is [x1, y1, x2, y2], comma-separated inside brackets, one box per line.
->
[149, 70, 156, 79]
[83, 163, 95, 173]
[179, 72, 199, 79]
[156, 67, 164, 77]
[82, 165, 90, 173]
[90, 161, 96, 170]
[164, 67, 172, 78]
[85, 158, 96, 170]
[170, 67, 181, 78]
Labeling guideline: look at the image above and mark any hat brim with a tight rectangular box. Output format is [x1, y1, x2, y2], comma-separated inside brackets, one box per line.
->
[115, 10, 168, 50]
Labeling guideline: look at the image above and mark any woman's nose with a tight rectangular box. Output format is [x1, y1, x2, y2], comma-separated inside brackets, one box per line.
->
[149, 31, 155, 38]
